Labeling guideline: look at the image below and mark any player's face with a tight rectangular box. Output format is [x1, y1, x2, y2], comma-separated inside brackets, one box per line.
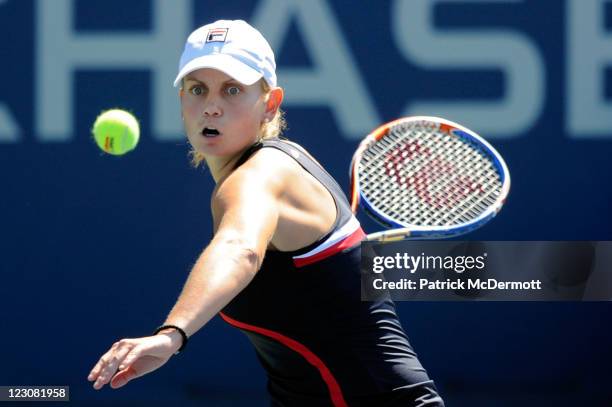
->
[180, 68, 267, 159]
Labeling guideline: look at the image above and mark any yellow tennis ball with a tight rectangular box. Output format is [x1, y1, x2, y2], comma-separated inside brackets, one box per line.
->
[92, 109, 140, 155]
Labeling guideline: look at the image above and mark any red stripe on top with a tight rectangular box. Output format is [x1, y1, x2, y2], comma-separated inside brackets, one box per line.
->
[219, 312, 348, 407]
[440, 123, 454, 133]
[293, 227, 365, 268]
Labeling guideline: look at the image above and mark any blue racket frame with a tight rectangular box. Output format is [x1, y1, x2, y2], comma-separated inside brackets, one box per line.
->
[350, 116, 510, 241]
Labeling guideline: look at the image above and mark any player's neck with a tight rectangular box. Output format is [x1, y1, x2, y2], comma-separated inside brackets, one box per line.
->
[206, 154, 242, 184]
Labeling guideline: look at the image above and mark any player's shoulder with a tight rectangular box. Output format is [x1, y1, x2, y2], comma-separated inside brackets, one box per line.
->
[238, 139, 318, 182]
[231, 144, 299, 185]
[243, 143, 298, 172]
[211, 144, 299, 208]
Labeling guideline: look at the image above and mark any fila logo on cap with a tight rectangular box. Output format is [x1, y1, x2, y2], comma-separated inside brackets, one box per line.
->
[207, 28, 228, 43]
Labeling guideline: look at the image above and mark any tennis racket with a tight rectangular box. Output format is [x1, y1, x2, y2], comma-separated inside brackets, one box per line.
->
[350, 116, 510, 242]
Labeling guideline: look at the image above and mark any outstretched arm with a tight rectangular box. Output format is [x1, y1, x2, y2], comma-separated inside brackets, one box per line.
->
[88, 160, 282, 389]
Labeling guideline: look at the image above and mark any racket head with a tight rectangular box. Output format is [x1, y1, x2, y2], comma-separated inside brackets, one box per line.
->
[350, 116, 510, 239]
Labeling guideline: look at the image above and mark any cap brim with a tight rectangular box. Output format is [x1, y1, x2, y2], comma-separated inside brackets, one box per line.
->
[173, 54, 263, 87]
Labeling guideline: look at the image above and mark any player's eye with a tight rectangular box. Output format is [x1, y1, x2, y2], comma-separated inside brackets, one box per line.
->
[226, 86, 241, 96]
[189, 86, 205, 96]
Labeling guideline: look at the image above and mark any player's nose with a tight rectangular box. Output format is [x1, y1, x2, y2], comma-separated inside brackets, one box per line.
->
[202, 98, 222, 117]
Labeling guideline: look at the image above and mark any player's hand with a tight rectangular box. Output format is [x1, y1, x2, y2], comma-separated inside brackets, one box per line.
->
[87, 332, 180, 390]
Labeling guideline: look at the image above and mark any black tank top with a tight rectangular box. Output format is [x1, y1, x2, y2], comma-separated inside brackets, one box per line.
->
[220, 138, 443, 407]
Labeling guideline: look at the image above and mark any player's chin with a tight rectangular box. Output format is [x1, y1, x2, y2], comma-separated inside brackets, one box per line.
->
[190, 141, 234, 159]
[187, 132, 220, 150]
[190, 135, 255, 158]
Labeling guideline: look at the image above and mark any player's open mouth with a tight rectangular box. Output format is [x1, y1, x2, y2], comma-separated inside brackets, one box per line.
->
[201, 127, 220, 137]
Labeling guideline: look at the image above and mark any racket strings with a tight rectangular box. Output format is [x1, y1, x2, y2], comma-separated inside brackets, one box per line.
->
[359, 122, 503, 227]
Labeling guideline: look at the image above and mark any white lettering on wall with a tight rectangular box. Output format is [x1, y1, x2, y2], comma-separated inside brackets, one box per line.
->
[392, 0, 545, 138]
[36, 0, 189, 141]
[252, 0, 380, 139]
[0, 105, 21, 142]
[567, 0, 612, 137]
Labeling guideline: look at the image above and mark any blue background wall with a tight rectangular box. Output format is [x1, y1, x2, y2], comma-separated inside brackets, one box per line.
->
[1, 1, 611, 405]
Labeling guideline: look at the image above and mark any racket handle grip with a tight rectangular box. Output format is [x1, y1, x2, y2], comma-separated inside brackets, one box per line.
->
[364, 229, 412, 242]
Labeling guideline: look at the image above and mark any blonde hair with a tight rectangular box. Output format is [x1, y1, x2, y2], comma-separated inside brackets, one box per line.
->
[187, 79, 287, 168]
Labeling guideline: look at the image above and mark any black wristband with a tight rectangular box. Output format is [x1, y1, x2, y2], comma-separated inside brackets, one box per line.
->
[154, 324, 188, 354]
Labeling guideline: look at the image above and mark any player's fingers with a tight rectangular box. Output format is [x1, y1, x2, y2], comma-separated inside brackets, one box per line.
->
[88, 353, 112, 382]
[116, 346, 144, 372]
[88, 361, 103, 382]
[90, 341, 135, 389]
[110, 346, 156, 389]
[110, 366, 137, 389]
[88, 340, 123, 381]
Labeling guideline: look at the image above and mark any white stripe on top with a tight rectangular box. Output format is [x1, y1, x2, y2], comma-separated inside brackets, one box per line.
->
[292, 216, 362, 261]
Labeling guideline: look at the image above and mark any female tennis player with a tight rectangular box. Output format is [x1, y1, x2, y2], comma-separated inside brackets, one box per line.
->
[88, 19, 444, 407]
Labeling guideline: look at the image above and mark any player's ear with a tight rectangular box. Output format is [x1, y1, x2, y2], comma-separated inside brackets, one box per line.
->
[264, 87, 283, 119]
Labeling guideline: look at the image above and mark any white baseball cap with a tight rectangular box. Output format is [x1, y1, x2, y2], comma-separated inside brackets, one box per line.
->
[173, 19, 277, 88]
